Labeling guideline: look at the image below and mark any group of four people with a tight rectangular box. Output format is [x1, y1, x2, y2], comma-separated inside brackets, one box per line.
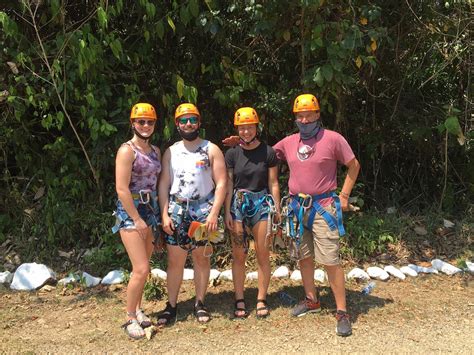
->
[113, 94, 360, 340]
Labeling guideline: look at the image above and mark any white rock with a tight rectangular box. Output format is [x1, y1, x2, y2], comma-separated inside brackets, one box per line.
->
[443, 219, 455, 228]
[209, 269, 221, 280]
[408, 264, 438, 274]
[420, 266, 438, 274]
[0, 271, 13, 284]
[219, 269, 233, 281]
[182, 268, 194, 280]
[101, 270, 125, 285]
[272, 265, 290, 278]
[384, 265, 406, 280]
[431, 259, 461, 275]
[400, 266, 418, 277]
[347, 268, 370, 281]
[10, 263, 56, 291]
[151, 268, 167, 280]
[82, 272, 101, 287]
[314, 269, 326, 283]
[465, 261, 474, 273]
[290, 270, 302, 281]
[246, 271, 258, 280]
[58, 274, 79, 285]
[367, 266, 390, 281]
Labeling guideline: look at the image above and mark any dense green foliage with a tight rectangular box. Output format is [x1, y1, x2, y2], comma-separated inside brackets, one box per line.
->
[0, 1, 472, 262]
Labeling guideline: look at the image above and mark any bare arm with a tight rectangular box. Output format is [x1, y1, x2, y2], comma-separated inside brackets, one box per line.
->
[339, 158, 360, 211]
[115, 145, 148, 236]
[224, 168, 234, 230]
[222, 135, 239, 147]
[207, 143, 227, 232]
[116, 145, 139, 220]
[158, 148, 174, 235]
[268, 166, 281, 214]
[152, 145, 162, 191]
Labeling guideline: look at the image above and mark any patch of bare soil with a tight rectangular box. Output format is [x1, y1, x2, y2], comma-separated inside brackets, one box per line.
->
[1, 274, 473, 353]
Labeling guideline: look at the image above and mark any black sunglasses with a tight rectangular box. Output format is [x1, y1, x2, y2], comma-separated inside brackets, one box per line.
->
[135, 119, 155, 126]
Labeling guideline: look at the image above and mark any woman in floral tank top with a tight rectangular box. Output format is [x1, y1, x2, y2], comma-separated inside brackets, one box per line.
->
[113, 103, 161, 340]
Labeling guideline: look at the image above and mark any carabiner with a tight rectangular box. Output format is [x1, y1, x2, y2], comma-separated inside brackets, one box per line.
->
[298, 193, 312, 210]
[139, 189, 151, 204]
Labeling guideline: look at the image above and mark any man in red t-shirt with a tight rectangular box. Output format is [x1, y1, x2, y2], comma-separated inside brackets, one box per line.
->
[273, 94, 360, 337]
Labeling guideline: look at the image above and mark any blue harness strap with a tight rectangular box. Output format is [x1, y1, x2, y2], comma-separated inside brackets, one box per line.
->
[305, 191, 345, 236]
[238, 191, 268, 218]
[285, 194, 312, 248]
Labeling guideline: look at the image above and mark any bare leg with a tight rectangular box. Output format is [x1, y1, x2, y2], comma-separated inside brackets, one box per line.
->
[120, 227, 153, 318]
[253, 220, 271, 315]
[191, 245, 212, 322]
[192, 246, 212, 303]
[325, 264, 346, 311]
[165, 245, 188, 307]
[298, 256, 318, 301]
[231, 222, 247, 316]
[137, 228, 154, 310]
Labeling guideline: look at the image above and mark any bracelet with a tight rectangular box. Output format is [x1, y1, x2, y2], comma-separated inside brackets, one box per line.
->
[340, 191, 350, 198]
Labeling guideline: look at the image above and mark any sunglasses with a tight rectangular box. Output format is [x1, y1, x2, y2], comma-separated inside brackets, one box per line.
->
[178, 116, 199, 125]
[135, 119, 155, 126]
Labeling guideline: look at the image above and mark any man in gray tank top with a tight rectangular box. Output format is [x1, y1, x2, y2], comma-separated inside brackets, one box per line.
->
[158, 103, 227, 324]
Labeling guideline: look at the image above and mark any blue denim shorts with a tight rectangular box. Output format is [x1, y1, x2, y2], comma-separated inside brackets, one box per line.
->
[231, 189, 271, 228]
[112, 198, 160, 234]
[165, 194, 214, 248]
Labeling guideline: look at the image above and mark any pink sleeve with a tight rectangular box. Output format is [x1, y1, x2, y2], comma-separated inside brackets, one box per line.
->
[273, 139, 287, 162]
[335, 134, 355, 165]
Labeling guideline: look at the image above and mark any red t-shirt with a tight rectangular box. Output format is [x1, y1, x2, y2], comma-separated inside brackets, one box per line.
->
[273, 129, 355, 206]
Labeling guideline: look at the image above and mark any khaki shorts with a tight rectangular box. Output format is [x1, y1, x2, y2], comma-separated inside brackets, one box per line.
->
[297, 205, 341, 265]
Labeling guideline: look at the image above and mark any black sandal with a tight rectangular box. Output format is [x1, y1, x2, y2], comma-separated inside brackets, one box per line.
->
[194, 300, 211, 323]
[157, 302, 177, 326]
[233, 299, 249, 319]
[256, 299, 270, 319]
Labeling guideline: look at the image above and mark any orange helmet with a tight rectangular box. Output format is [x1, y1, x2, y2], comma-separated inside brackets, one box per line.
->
[293, 94, 320, 113]
[130, 103, 157, 122]
[234, 107, 259, 126]
[175, 103, 200, 120]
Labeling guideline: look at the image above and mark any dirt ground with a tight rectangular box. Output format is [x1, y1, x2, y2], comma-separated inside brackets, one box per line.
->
[1, 273, 473, 353]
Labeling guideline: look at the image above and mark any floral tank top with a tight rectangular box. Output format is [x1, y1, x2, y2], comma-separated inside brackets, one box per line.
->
[124, 141, 161, 193]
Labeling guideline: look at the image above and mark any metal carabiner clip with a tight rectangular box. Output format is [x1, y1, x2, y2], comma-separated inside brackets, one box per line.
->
[298, 193, 313, 210]
[139, 189, 151, 204]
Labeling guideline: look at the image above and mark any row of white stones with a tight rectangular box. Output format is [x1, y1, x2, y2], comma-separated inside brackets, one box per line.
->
[1, 259, 471, 291]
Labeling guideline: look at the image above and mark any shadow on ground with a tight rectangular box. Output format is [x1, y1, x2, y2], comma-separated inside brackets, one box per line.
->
[150, 283, 393, 324]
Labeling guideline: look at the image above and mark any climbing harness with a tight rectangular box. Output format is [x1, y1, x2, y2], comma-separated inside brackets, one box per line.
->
[233, 189, 279, 252]
[280, 191, 345, 259]
[169, 191, 220, 254]
[112, 189, 161, 238]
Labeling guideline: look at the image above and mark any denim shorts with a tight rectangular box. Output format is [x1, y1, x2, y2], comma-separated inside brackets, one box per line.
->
[231, 189, 271, 228]
[112, 198, 160, 234]
[164, 194, 214, 248]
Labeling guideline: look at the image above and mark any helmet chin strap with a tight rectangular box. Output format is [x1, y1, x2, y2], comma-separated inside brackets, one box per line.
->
[239, 135, 258, 146]
[133, 127, 152, 142]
